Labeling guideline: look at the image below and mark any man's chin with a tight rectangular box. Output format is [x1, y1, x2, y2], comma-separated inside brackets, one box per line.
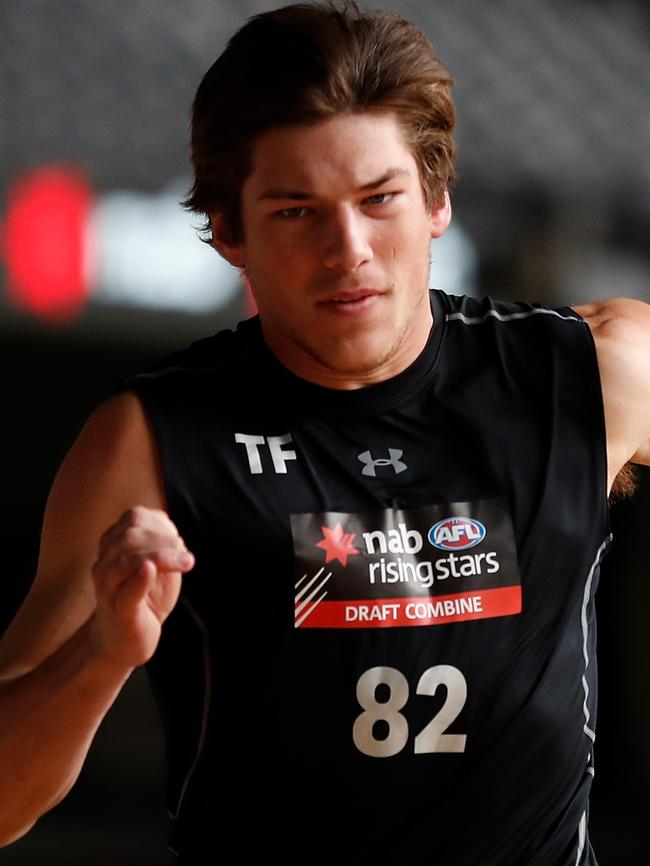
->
[267, 311, 431, 386]
[304, 336, 405, 381]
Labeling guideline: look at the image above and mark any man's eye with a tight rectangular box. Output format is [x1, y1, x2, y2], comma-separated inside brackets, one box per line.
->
[364, 192, 394, 206]
[276, 206, 309, 219]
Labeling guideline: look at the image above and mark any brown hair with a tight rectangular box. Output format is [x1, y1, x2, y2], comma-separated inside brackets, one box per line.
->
[610, 462, 639, 501]
[184, 1, 456, 243]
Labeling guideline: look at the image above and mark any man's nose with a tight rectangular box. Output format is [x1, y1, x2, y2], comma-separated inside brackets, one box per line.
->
[321, 209, 373, 271]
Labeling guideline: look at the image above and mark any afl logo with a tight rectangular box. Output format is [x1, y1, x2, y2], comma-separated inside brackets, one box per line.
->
[428, 517, 486, 550]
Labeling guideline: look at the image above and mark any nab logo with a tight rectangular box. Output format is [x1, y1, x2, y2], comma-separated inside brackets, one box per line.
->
[428, 517, 486, 551]
[316, 523, 360, 567]
[358, 449, 407, 477]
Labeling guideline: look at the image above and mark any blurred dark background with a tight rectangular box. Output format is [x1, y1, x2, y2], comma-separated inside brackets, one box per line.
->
[1, 0, 648, 863]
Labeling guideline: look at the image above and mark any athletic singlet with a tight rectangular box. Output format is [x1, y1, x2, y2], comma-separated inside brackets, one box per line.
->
[127, 290, 610, 865]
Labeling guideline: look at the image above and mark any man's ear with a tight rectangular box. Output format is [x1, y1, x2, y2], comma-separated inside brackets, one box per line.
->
[429, 190, 452, 238]
[210, 212, 246, 268]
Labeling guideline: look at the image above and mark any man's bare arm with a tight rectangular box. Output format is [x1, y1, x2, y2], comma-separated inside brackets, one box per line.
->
[574, 298, 650, 493]
[0, 393, 193, 846]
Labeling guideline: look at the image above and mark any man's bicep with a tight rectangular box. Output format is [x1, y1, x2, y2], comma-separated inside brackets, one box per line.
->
[0, 391, 166, 680]
[602, 301, 650, 468]
[574, 298, 650, 480]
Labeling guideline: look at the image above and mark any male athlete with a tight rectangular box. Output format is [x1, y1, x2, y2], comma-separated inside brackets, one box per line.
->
[1, 3, 649, 864]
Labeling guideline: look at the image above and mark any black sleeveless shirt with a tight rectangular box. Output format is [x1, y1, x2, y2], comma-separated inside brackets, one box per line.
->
[128, 291, 610, 865]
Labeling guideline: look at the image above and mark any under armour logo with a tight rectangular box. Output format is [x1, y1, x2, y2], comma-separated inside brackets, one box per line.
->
[357, 449, 408, 477]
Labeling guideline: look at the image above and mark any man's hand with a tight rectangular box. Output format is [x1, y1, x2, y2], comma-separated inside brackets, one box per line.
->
[0, 395, 186, 846]
[91, 507, 195, 669]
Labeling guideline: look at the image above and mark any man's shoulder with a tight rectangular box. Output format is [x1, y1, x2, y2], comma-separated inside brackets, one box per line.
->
[133, 315, 263, 384]
[572, 297, 650, 338]
[571, 298, 650, 383]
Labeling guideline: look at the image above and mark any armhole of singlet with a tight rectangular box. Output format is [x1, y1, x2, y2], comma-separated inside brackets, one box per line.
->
[565, 306, 611, 541]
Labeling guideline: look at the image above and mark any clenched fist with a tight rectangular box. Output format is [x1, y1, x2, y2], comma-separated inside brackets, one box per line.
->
[90, 507, 194, 669]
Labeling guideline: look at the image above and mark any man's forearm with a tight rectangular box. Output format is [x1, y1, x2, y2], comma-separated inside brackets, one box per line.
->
[0, 617, 133, 846]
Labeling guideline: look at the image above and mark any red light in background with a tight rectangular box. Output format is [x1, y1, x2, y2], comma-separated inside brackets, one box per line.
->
[2, 167, 92, 322]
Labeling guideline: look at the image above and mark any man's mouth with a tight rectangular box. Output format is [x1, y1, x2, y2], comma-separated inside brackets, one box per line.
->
[319, 289, 382, 304]
[317, 289, 384, 310]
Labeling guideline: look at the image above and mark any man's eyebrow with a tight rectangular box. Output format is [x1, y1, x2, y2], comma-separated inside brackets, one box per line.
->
[257, 167, 410, 201]
[359, 168, 410, 191]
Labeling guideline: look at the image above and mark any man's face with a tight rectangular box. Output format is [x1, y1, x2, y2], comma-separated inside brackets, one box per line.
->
[212, 111, 451, 388]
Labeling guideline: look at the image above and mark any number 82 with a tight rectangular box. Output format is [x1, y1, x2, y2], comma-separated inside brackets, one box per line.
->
[353, 665, 468, 758]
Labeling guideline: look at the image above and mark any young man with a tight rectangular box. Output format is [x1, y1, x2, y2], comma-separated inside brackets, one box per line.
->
[0, 3, 648, 863]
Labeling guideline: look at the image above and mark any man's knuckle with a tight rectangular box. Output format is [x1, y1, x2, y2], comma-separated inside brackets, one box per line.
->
[122, 525, 143, 547]
[123, 505, 149, 527]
